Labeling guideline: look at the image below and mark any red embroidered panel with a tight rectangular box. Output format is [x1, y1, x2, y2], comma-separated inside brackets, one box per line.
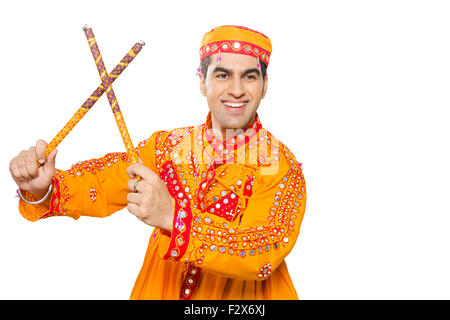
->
[160, 161, 193, 261]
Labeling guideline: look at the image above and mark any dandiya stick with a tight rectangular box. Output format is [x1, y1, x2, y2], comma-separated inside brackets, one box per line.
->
[82, 25, 140, 164]
[45, 41, 145, 158]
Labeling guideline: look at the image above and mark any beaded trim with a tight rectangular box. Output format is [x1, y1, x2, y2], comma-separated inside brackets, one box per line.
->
[160, 161, 193, 261]
[199, 40, 270, 65]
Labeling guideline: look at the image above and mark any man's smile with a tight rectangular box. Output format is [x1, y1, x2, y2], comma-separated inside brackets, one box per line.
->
[221, 100, 249, 110]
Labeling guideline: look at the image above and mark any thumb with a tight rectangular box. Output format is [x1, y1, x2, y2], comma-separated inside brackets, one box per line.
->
[44, 149, 58, 170]
[36, 139, 48, 164]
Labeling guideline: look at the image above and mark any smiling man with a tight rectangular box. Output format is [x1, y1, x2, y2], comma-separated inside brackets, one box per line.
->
[10, 25, 307, 299]
[201, 53, 267, 135]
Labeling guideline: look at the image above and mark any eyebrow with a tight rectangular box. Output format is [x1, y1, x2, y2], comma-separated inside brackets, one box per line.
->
[212, 66, 261, 77]
[212, 66, 229, 74]
[243, 68, 261, 77]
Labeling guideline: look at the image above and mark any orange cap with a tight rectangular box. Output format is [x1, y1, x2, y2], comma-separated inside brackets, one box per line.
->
[200, 25, 272, 66]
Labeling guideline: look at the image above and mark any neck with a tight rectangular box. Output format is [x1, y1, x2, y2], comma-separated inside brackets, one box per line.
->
[208, 114, 257, 141]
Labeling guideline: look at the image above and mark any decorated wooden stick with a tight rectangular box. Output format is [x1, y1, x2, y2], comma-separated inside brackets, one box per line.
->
[45, 41, 145, 158]
[82, 25, 140, 164]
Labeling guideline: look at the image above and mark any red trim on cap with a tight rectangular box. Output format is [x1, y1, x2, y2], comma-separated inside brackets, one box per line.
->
[200, 40, 270, 65]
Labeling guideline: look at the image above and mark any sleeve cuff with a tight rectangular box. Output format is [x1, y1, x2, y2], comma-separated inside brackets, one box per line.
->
[158, 197, 193, 261]
[18, 190, 51, 222]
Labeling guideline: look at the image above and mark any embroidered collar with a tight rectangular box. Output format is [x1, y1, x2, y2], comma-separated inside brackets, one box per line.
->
[202, 112, 263, 165]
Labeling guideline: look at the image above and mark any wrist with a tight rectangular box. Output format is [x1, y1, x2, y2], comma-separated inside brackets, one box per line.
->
[30, 187, 50, 201]
[18, 182, 53, 208]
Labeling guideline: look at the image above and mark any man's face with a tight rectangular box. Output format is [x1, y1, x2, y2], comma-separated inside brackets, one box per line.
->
[199, 52, 268, 137]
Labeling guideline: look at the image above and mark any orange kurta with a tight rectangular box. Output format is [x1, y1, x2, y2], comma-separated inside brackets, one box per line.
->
[18, 114, 307, 300]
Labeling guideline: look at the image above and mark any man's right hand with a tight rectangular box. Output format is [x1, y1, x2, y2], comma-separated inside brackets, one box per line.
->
[9, 139, 57, 200]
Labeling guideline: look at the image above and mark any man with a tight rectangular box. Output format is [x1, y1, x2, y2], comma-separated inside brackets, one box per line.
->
[9, 25, 306, 299]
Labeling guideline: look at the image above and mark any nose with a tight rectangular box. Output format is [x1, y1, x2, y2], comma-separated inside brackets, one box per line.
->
[227, 77, 245, 98]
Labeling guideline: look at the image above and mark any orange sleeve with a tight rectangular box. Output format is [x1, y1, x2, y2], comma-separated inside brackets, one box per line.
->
[18, 131, 165, 222]
[156, 144, 307, 281]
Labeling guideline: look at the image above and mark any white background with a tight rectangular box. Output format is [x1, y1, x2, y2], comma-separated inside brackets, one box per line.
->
[1, 0, 449, 299]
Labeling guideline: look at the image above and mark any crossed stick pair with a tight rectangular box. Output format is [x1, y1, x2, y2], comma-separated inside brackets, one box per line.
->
[44, 25, 144, 165]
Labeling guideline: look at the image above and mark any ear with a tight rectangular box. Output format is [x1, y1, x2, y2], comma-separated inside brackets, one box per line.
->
[261, 75, 268, 99]
[198, 72, 206, 97]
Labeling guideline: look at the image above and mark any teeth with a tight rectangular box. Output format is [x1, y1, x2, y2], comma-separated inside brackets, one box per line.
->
[223, 102, 246, 108]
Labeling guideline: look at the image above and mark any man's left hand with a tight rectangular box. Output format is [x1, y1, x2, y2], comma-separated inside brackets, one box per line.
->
[126, 162, 174, 233]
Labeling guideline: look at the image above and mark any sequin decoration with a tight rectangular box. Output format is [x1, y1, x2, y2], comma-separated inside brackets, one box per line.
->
[89, 187, 97, 202]
[46, 173, 70, 217]
[257, 262, 272, 279]
[180, 263, 201, 300]
[160, 160, 193, 261]
[204, 190, 239, 222]
[152, 116, 306, 268]
[200, 40, 271, 65]
[68, 152, 130, 177]
[191, 150, 305, 264]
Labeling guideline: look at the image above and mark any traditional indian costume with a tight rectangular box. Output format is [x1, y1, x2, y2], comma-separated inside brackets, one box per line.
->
[18, 25, 307, 300]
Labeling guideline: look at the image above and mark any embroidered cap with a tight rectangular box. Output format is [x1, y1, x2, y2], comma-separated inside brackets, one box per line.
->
[199, 25, 272, 67]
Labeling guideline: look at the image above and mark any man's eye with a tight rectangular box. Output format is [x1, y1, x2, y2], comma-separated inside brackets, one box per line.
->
[216, 73, 228, 78]
[245, 74, 257, 80]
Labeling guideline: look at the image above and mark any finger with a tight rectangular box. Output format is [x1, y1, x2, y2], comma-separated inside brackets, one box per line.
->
[128, 178, 147, 192]
[126, 163, 137, 179]
[127, 162, 154, 180]
[126, 192, 142, 204]
[35, 139, 48, 164]
[128, 179, 136, 192]
[9, 157, 22, 179]
[25, 147, 38, 178]
[17, 156, 30, 179]
[127, 203, 140, 217]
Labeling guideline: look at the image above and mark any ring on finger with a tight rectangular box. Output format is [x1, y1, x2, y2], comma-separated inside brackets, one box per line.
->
[133, 179, 141, 192]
